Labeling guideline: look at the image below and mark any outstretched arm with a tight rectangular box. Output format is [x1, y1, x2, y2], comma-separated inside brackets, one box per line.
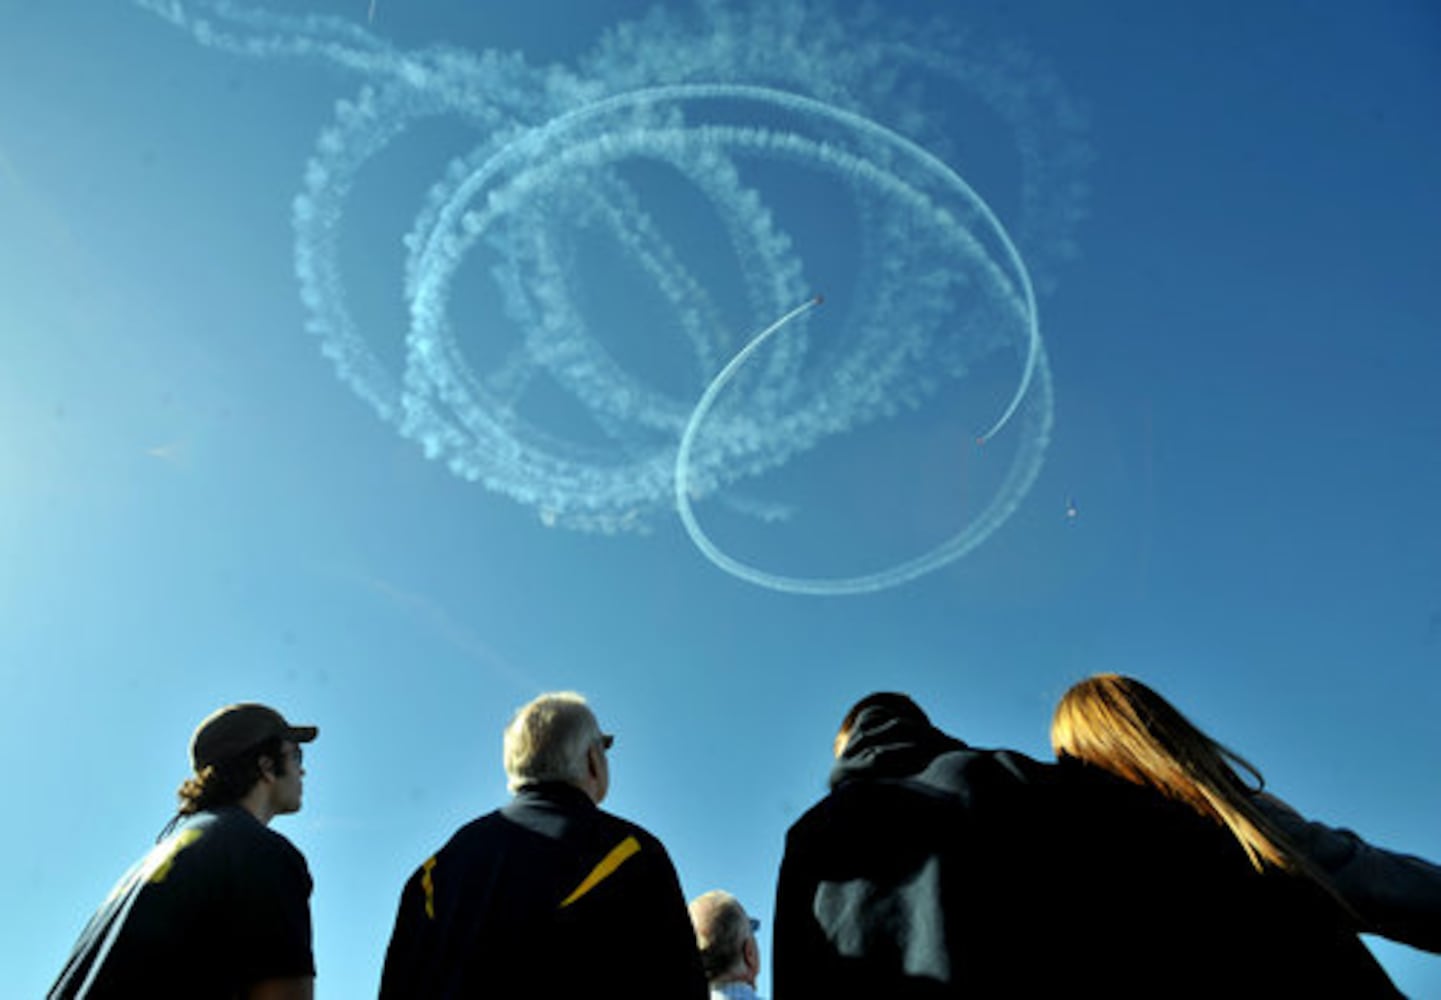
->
[1260, 794, 1441, 954]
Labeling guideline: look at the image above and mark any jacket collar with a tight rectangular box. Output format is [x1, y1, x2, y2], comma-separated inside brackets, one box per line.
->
[512, 780, 596, 810]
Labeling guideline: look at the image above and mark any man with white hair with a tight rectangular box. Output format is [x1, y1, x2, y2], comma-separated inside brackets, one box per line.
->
[689, 890, 763, 999]
[379, 691, 707, 998]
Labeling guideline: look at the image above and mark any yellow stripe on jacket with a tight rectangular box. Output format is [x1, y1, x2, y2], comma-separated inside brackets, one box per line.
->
[421, 856, 438, 919]
[559, 836, 641, 908]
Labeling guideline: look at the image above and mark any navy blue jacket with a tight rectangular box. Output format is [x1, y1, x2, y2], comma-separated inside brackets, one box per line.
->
[380, 782, 706, 998]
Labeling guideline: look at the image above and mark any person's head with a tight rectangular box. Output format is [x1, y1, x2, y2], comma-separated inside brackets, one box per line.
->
[689, 890, 761, 987]
[177, 703, 317, 824]
[1051, 674, 1286, 872]
[503, 691, 612, 803]
[833, 692, 928, 758]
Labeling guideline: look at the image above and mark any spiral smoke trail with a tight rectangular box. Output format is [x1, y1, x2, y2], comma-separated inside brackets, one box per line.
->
[134, 0, 1089, 593]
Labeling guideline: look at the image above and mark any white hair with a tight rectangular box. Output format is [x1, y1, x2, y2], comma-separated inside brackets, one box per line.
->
[503, 691, 601, 793]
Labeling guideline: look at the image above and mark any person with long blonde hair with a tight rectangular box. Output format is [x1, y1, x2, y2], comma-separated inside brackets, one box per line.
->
[1052, 673, 1441, 954]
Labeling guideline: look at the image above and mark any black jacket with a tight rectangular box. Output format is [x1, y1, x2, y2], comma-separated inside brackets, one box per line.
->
[772, 702, 1399, 998]
[773, 703, 1054, 998]
[380, 783, 706, 999]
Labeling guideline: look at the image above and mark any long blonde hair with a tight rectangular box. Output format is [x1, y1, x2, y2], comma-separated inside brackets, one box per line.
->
[1051, 674, 1298, 874]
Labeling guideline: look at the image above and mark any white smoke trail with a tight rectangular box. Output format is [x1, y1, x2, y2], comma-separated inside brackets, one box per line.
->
[134, 0, 1087, 590]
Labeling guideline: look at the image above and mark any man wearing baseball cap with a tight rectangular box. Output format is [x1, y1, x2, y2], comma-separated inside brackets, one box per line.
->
[49, 703, 319, 999]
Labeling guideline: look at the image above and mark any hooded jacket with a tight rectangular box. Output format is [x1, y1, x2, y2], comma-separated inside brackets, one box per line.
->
[772, 700, 1054, 997]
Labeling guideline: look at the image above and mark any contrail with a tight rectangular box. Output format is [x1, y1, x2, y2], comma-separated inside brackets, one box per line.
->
[133, 0, 1089, 594]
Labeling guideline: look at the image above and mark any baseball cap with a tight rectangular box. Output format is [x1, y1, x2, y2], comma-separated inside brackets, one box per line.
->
[190, 703, 318, 770]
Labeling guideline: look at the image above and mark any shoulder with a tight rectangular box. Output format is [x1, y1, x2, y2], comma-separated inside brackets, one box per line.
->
[202, 808, 311, 877]
[593, 808, 672, 858]
[442, 808, 507, 842]
[785, 771, 959, 852]
[923, 745, 1054, 792]
[788, 746, 1056, 850]
[422, 809, 508, 868]
[837, 744, 1053, 806]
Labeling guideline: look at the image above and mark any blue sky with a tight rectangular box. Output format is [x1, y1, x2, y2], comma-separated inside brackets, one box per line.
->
[3, 0, 1438, 995]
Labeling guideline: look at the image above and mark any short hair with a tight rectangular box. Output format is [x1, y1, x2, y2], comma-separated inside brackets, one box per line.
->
[834, 692, 928, 756]
[689, 890, 752, 982]
[503, 691, 602, 793]
[175, 737, 286, 815]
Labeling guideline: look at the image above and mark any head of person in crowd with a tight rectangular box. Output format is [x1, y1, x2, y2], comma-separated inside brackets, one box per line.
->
[832, 691, 929, 758]
[689, 890, 761, 990]
[503, 691, 613, 804]
[177, 702, 317, 825]
[1051, 673, 1306, 874]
